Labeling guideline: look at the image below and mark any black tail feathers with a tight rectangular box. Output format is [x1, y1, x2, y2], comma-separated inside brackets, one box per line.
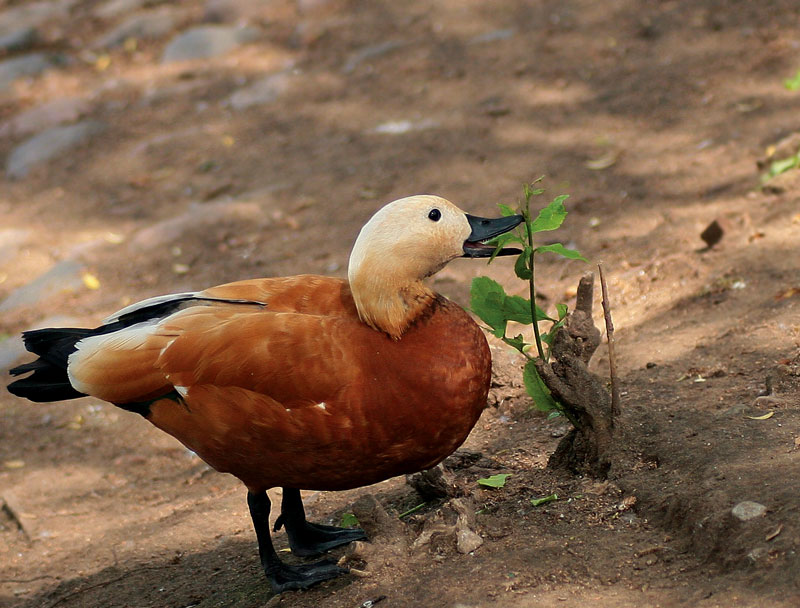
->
[8, 328, 91, 402]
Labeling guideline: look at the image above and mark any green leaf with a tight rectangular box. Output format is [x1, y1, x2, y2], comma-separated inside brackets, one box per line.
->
[470, 276, 510, 337]
[785, 70, 800, 91]
[497, 203, 517, 217]
[546, 410, 562, 420]
[478, 473, 511, 488]
[531, 493, 559, 507]
[523, 359, 560, 412]
[340, 512, 359, 528]
[534, 242, 587, 262]
[767, 154, 800, 178]
[529, 195, 569, 233]
[503, 334, 527, 353]
[556, 303, 568, 320]
[514, 249, 532, 280]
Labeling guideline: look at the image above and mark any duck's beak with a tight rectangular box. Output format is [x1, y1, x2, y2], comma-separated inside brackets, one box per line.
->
[462, 213, 524, 258]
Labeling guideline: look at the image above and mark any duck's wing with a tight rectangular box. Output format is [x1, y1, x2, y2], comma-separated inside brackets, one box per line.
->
[66, 282, 363, 408]
[67, 276, 357, 404]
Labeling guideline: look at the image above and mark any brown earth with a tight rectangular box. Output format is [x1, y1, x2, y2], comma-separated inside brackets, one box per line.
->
[1, 1, 799, 607]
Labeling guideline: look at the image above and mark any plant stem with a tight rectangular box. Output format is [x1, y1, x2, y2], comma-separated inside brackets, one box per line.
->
[524, 223, 546, 360]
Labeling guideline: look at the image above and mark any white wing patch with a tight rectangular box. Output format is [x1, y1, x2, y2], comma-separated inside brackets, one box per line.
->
[66, 320, 161, 394]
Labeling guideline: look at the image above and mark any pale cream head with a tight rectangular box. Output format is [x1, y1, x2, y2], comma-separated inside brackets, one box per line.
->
[348, 195, 472, 338]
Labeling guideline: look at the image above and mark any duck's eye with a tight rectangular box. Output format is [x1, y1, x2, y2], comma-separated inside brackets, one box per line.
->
[428, 208, 441, 222]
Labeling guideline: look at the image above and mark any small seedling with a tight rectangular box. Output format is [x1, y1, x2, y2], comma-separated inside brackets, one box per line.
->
[471, 180, 586, 422]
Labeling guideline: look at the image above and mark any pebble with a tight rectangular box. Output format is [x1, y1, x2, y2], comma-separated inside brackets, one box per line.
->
[92, 9, 179, 48]
[0, 53, 56, 93]
[0, 26, 37, 53]
[0, 96, 91, 138]
[0, 315, 80, 370]
[130, 200, 264, 249]
[161, 25, 260, 63]
[0, 261, 85, 313]
[342, 40, 408, 74]
[0, 1, 75, 32]
[227, 71, 292, 110]
[6, 120, 105, 179]
[95, 0, 149, 20]
[468, 28, 516, 45]
[731, 501, 767, 521]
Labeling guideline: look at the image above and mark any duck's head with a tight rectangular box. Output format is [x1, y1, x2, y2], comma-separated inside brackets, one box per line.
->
[348, 195, 523, 338]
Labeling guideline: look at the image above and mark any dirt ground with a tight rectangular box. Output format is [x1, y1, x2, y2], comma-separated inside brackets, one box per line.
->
[1, 0, 799, 607]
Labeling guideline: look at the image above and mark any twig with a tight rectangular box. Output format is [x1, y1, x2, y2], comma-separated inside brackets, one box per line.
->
[0, 574, 58, 584]
[598, 263, 620, 420]
[1, 496, 30, 541]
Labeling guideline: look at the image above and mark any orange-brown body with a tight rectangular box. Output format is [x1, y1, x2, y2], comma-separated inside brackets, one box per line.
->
[73, 276, 491, 492]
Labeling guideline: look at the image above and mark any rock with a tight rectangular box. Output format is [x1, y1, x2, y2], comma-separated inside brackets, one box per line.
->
[732, 501, 767, 521]
[0, 26, 37, 53]
[6, 120, 105, 179]
[0, 335, 26, 370]
[227, 71, 292, 110]
[92, 8, 179, 48]
[0, 315, 81, 370]
[368, 119, 439, 135]
[0, 261, 85, 313]
[0, 1, 75, 32]
[342, 40, 408, 74]
[95, 0, 149, 20]
[0, 53, 56, 93]
[130, 200, 265, 249]
[468, 28, 516, 45]
[0, 97, 91, 138]
[161, 25, 260, 63]
[204, 0, 282, 23]
[0, 228, 31, 264]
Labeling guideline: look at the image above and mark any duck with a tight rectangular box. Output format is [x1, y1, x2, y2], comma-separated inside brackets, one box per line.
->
[7, 195, 522, 593]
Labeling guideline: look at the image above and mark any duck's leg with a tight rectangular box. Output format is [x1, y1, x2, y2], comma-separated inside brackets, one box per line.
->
[273, 487, 367, 557]
[247, 490, 345, 593]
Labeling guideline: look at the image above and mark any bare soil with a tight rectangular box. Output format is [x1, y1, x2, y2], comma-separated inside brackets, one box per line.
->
[1, 1, 799, 607]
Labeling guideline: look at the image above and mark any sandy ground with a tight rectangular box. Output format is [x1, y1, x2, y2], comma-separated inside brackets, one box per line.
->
[1, 1, 799, 606]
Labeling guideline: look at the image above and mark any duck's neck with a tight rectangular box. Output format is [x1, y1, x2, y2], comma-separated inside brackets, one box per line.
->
[349, 266, 436, 339]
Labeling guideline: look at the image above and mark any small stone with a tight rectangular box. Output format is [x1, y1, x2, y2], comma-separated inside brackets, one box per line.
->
[0, 261, 85, 313]
[161, 25, 260, 63]
[468, 28, 515, 45]
[92, 9, 178, 48]
[6, 120, 105, 179]
[95, 0, 148, 20]
[0, 53, 55, 93]
[0, 26, 37, 53]
[732, 501, 767, 521]
[227, 71, 292, 110]
[342, 40, 408, 73]
[700, 219, 724, 249]
[1, 96, 91, 137]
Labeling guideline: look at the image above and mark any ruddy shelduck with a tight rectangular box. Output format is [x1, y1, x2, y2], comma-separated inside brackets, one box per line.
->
[8, 195, 522, 592]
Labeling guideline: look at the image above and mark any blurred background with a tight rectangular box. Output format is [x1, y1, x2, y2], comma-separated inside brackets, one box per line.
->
[1, 1, 799, 607]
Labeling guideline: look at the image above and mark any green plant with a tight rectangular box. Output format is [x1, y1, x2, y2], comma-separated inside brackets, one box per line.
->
[470, 180, 586, 422]
[785, 69, 800, 91]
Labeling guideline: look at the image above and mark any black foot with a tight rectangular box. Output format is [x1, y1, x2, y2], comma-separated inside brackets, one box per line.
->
[267, 558, 346, 593]
[274, 516, 367, 557]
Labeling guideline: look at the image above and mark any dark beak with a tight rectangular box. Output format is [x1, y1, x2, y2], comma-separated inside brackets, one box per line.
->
[462, 213, 524, 258]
